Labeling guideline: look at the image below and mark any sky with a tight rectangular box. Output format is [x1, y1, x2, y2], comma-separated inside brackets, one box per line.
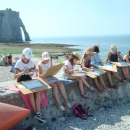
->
[0, 0, 130, 38]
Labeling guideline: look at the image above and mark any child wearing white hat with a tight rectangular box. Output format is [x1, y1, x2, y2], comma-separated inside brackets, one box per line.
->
[38, 52, 72, 112]
[14, 48, 46, 123]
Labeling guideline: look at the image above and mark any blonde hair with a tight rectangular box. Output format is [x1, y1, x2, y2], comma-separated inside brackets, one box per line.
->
[80, 50, 86, 64]
[80, 47, 93, 64]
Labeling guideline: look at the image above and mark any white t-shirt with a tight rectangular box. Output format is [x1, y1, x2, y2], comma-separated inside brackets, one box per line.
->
[15, 59, 35, 72]
[61, 60, 73, 77]
[37, 60, 51, 74]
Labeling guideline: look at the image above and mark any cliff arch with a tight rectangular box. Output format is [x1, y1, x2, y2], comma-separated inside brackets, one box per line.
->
[0, 9, 30, 42]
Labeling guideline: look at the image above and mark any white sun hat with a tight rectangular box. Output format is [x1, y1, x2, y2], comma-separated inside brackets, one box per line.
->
[42, 52, 51, 60]
[22, 48, 33, 59]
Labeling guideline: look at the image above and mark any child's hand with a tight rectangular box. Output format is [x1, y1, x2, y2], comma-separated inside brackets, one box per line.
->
[46, 68, 49, 71]
[118, 59, 122, 62]
[23, 68, 28, 75]
[74, 68, 79, 71]
[91, 69, 94, 72]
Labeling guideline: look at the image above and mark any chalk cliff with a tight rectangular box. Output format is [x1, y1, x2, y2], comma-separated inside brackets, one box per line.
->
[0, 9, 30, 42]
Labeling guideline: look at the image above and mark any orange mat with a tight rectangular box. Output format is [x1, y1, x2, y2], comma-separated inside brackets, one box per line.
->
[0, 103, 30, 130]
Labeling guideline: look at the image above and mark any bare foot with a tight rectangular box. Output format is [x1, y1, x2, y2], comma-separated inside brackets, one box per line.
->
[97, 89, 104, 93]
[104, 88, 111, 91]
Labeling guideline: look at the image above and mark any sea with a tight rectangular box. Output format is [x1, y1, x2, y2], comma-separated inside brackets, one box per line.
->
[30, 35, 130, 62]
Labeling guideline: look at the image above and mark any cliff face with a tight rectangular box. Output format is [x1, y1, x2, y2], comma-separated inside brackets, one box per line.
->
[0, 9, 30, 42]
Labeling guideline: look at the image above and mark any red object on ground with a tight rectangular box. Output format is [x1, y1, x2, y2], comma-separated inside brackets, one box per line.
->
[0, 103, 30, 130]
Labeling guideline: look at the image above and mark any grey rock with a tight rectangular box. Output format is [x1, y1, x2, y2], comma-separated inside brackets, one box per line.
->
[0, 8, 30, 42]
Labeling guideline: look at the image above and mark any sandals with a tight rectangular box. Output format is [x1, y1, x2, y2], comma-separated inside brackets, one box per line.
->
[64, 103, 72, 109]
[119, 79, 126, 82]
[81, 94, 90, 99]
[104, 88, 111, 91]
[97, 89, 104, 93]
[126, 78, 130, 82]
[58, 105, 66, 112]
[88, 86, 97, 92]
[110, 85, 118, 89]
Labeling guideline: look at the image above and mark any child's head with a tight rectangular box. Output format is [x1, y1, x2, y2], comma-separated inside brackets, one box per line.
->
[42, 52, 50, 63]
[93, 45, 100, 53]
[68, 52, 80, 66]
[22, 48, 33, 60]
[126, 50, 130, 56]
[110, 44, 117, 54]
[80, 47, 94, 63]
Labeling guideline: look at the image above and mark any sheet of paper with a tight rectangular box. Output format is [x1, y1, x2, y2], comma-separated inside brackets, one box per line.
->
[22, 80, 44, 89]
[26, 71, 36, 75]
[71, 71, 86, 76]
[18, 84, 25, 88]
[88, 70, 102, 76]
[103, 64, 113, 70]
[117, 62, 128, 66]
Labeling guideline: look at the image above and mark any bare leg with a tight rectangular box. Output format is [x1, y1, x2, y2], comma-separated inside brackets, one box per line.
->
[68, 76, 90, 88]
[98, 76, 106, 89]
[76, 78, 85, 95]
[68, 77, 89, 97]
[28, 93, 36, 112]
[50, 83, 61, 107]
[124, 67, 129, 79]
[112, 72, 121, 81]
[99, 75, 110, 91]
[55, 81, 68, 104]
[106, 71, 113, 86]
[121, 67, 128, 79]
[35, 92, 40, 113]
[68, 77, 84, 95]
[68, 76, 96, 92]
[93, 77, 102, 90]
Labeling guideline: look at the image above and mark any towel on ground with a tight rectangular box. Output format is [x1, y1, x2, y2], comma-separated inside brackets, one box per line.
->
[6, 86, 48, 111]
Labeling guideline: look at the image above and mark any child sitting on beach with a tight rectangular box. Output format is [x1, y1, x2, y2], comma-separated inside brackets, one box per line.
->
[123, 50, 130, 63]
[81, 47, 110, 92]
[91, 45, 123, 89]
[106, 44, 130, 82]
[61, 52, 96, 99]
[38, 52, 72, 112]
[14, 48, 45, 122]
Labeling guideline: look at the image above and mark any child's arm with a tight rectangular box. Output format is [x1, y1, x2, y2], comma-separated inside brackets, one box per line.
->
[14, 68, 28, 79]
[117, 52, 122, 62]
[82, 59, 91, 71]
[124, 55, 129, 63]
[29, 65, 36, 77]
[64, 65, 75, 74]
[105, 51, 110, 63]
[38, 65, 46, 78]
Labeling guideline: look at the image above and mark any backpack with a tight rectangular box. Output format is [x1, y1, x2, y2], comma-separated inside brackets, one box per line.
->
[73, 103, 88, 118]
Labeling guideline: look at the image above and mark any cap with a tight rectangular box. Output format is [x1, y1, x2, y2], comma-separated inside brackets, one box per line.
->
[85, 47, 94, 56]
[71, 52, 80, 60]
[22, 48, 33, 59]
[42, 52, 50, 60]
[110, 44, 117, 53]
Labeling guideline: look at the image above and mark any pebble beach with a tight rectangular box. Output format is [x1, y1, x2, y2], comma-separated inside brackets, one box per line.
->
[38, 102, 130, 130]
